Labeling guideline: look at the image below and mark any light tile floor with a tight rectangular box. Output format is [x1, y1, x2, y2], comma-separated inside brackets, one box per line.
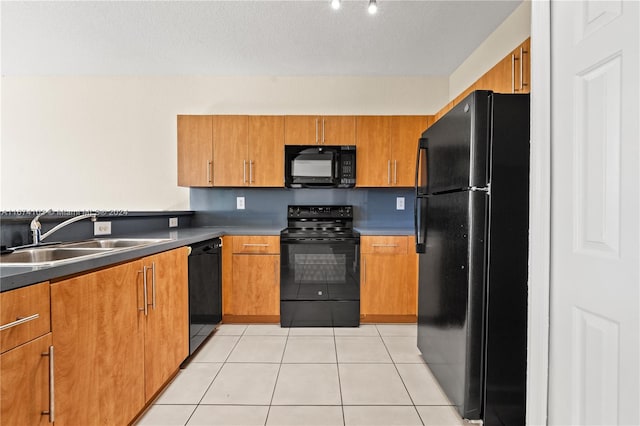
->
[136, 324, 465, 426]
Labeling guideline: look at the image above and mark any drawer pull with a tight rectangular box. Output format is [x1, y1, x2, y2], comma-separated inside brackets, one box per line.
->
[371, 244, 399, 248]
[243, 243, 269, 247]
[41, 345, 55, 423]
[0, 313, 39, 331]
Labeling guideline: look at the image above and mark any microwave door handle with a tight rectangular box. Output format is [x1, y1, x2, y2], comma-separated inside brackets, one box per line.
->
[415, 137, 428, 196]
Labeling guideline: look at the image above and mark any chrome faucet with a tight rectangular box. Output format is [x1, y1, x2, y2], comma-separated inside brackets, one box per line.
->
[30, 210, 97, 245]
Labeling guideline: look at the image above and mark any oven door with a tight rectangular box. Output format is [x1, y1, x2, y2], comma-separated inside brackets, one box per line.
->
[280, 238, 360, 326]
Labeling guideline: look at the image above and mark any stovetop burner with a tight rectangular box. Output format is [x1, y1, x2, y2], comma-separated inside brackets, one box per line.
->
[281, 205, 358, 242]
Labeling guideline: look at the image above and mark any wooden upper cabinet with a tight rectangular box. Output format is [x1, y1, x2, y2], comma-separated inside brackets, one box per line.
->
[177, 115, 213, 187]
[284, 115, 317, 145]
[357, 116, 430, 187]
[356, 116, 391, 187]
[518, 38, 530, 94]
[322, 116, 356, 145]
[390, 116, 430, 187]
[248, 116, 284, 187]
[285, 115, 355, 145]
[212, 115, 249, 186]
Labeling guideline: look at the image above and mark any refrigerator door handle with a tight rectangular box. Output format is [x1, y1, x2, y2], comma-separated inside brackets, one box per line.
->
[415, 137, 428, 196]
[414, 196, 426, 253]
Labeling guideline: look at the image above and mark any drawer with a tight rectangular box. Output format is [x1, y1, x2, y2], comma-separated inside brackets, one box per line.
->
[232, 236, 280, 254]
[361, 236, 408, 254]
[1, 282, 51, 353]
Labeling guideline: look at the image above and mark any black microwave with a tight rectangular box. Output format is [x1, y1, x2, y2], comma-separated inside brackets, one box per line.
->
[284, 145, 356, 188]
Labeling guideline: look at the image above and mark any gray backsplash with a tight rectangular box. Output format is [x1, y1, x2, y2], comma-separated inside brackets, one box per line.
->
[190, 187, 415, 229]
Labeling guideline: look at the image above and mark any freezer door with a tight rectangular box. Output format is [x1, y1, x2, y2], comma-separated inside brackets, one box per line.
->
[421, 91, 491, 194]
[417, 190, 488, 421]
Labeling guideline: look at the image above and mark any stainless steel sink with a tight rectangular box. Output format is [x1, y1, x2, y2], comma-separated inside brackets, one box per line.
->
[0, 247, 113, 266]
[58, 238, 170, 249]
[0, 238, 170, 266]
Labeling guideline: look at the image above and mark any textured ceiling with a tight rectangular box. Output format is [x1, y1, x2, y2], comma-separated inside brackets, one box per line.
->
[1, 0, 522, 76]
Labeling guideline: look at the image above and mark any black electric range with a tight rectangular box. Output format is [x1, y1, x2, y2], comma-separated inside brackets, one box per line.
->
[280, 205, 360, 327]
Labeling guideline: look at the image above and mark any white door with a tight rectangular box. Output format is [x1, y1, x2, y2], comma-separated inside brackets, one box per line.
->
[549, 1, 639, 425]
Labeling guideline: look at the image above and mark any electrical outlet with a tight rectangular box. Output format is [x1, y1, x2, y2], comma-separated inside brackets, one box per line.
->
[169, 217, 178, 228]
[94, 221, 112, 236]
[396, 197, 405, 210]
[237, 196, 245, 210]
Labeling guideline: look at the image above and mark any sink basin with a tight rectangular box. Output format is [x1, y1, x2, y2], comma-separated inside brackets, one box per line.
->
[0, 248, 113, 266]
[0, 238, 170, 266]
[58, 238, 170, 249]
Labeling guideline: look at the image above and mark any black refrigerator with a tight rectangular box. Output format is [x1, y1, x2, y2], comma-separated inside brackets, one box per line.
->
[415, 91, 529, 425]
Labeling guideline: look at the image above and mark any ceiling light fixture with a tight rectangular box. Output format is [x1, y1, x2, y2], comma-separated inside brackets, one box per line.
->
[368, 0, 378, 14]
[331, 0, 341, 10]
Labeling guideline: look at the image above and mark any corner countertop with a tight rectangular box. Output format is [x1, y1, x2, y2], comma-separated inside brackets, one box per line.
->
[0, 226, 283, 292]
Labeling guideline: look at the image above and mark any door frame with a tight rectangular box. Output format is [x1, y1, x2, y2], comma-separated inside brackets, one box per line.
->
[527, 1, 551, 424]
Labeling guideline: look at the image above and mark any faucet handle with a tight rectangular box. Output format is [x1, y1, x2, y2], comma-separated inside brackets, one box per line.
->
[30, 209, 53, 230]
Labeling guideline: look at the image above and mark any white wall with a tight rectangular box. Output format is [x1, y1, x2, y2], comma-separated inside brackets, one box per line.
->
[448, 1, 531, 100]
[0, 76, 448, 211]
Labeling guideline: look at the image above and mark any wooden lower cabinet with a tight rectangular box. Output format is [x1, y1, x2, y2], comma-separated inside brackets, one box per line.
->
[360, 236, 418, 322]
[51, 259, 145, 426]
[50, 248, 189, 425]
[142, 248, 189, 400]
[0, 333, 53, 426]
[223, 235, 280, 322]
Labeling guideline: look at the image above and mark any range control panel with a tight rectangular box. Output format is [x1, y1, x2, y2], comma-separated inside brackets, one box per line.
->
[287, 205, 353, 219]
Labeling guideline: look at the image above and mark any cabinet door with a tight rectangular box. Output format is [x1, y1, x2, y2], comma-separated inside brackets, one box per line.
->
[249, 116, 284, 187]
[143, 248, 189, 400]
[284, 115, 318, 145]
[390, 116, 429, 187]
[177, 115, 213, 187]
[230, 254, 280, 316]
[361, 253, 417, 316]
[0, 333, 52, 426]
[356, 116, 391, 187]
[212, 115, 249, 186]
[321, 116, 356, 145]
[51, 261, 145, 426]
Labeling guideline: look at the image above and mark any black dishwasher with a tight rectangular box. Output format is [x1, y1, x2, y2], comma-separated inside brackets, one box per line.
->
[187, 238, 222, 356]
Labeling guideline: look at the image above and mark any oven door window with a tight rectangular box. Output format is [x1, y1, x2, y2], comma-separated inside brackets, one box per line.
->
[281, 241, 359, 301]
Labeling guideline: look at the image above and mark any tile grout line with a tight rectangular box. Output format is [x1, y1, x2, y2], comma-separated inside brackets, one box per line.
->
[376, 324, 426, 426]
[264, 325, 290, 426]
[331, 327, 347, 426]
[184, 325, 248, 425]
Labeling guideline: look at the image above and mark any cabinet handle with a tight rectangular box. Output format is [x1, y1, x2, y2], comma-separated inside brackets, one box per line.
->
[249, 160, 254, 184]
[387, 160, 391, 185]
[511, 53, 516, 93]
[372, 244, 399, 248]
[207, 160, 213, 184]
[0, 313, 39, 331]
[41, 345, 54, 423]
[520, 47, 528, 90]
[140, 267, 149, 316]
[394, 160, 398, 185]
[363, 258, 366, 284]
[315, 119, 319, 144]
[274, 259, 278, 282]
[243, 160, 247, 184]
[243, 243, 269, 247]
[151, 262, 156, 310]
[322, 118, 326, 144]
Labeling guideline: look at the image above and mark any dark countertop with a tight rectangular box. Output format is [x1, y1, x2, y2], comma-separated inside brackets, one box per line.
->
[1, 225, 413, 292]
[0, 226, 282, 292]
